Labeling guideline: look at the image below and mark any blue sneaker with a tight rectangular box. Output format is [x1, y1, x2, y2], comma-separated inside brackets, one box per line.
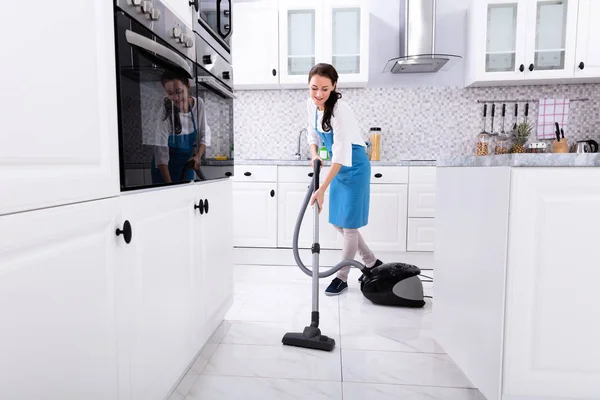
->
[325, 278, 348, 296]
[358, 259, 383, 283]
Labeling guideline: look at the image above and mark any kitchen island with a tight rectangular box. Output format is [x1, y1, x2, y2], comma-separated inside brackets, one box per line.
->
[433, 154, 600, 400]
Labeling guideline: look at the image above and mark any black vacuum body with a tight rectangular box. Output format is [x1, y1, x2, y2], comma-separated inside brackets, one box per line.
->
[360, 262, 425, 308]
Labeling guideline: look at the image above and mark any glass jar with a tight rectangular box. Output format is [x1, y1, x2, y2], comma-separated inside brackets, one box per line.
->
[494, 133, 509, 155]
[476, 132, 490, 156]
[369, 127, 381, 161]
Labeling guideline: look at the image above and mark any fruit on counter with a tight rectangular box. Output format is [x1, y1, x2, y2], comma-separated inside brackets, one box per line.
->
[510, 122, 532, 154]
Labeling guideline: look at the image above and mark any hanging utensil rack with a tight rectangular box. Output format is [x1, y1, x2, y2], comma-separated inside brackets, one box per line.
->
[475, 98, 589, 104]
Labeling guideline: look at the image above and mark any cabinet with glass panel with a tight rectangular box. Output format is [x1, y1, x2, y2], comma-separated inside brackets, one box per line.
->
[466, 0, 599, 86]
[232, 0, 369, 89]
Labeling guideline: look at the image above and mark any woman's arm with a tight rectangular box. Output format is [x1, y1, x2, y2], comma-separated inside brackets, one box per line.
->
[158, 164, 172, 183]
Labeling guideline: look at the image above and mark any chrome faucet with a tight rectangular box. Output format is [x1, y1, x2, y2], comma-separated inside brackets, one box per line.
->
[295, 128, 307, 160]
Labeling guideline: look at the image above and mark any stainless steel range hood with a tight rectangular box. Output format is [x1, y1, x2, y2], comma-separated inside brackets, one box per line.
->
[383, 0, 461, 74]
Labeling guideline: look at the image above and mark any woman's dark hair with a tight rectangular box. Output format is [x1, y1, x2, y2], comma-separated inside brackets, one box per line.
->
[308, 63, 342, 132]
[160, 71, 190, 134]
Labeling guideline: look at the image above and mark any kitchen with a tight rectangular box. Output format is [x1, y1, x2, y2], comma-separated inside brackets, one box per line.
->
[0, 0, 599, 400]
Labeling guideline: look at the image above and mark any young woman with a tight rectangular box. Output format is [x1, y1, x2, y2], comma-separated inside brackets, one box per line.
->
[151, 71, 208, 184]
[306, 63, 383, 296]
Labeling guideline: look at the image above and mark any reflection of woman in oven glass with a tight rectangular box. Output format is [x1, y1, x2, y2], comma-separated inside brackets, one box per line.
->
[151, 71, 208, 184]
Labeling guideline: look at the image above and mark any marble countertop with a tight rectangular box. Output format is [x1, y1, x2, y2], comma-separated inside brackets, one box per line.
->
[438, 153, 600, 167]
[204, 159, 234, 166]
[235, 159, 437, 167]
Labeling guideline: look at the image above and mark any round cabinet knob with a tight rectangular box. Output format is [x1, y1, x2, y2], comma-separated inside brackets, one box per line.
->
[141, 1, 152, 14]
[151, 8, 161, 20]
[203, 55, 214, 65]
[179, 33, 188, 44]
[172, 26, 182, 39]
[116, 220, 133, 244]
[184, 37, 194, 48]
[519, 64, 525, 72]
[529, 63, 534, 72]
[195, 199, 204, 214]
[579, 62, 585, 70]
[222, 71, 231, 80]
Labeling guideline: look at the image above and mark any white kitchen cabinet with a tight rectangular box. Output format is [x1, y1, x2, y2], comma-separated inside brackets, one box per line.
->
[163, 0, 194, 29]
[232, 181, 278, 247]
[323, 0, 369, 87]
[277, 182, 340, 249]
[197, 180, 234, 332]
[407, 218, 435, 252]
[359, 184, 408, 252]
[466, 0, 586, 86]
[408, 167, 436, 218]
[574, 0, 600, 78]
[119, 186, 197, 400]
[0, 199, 121, 400]
[232, 1, 281, 89]
[0, 0, 119, 216]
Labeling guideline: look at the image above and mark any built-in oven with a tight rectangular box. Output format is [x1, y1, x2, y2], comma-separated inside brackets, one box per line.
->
[190, 0, 232, 59]
[113, 0, 234, 191]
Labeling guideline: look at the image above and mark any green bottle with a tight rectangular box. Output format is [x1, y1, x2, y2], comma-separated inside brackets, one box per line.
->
[319, 145, 329, 160]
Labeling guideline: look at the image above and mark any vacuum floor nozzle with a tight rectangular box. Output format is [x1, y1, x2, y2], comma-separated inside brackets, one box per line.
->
[282, 326, 335, 352]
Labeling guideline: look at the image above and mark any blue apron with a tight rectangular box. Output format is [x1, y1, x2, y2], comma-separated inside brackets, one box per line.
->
[151, 109, 198, 183]
[314, 108, 370, 229]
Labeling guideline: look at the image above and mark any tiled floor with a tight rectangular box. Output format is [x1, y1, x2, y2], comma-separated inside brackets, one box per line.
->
[169, 265, 486, 400]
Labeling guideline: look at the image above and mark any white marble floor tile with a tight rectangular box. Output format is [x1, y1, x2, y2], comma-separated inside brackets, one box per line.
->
[203, 344, 342, 382]
[187, 343, 220, 375]
[169, 374, 199, 399]
[343, 382, 486, 400]
[342, 350, 474, 388]
[187, 376, 342, 400]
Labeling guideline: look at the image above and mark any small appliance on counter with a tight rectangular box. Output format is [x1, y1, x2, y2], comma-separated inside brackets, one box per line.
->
[574, 140, 599, 153]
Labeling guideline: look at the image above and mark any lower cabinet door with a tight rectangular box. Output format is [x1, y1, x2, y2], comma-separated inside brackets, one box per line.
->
[119, 186, 196, 400]
[0, 198, 121, 400]
[277, 182, 340, 249]
[407, 218, 435, 252]
[232, 182, 277, 247]
[359, 184, 408, 252]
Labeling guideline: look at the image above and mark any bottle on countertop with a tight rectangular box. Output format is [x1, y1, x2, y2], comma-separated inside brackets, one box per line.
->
[369, 127, 381, 161]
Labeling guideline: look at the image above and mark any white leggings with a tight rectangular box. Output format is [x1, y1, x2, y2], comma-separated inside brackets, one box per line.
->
[334, 226, 377, 282]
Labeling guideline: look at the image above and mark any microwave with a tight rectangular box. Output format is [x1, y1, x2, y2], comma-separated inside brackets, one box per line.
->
[113, 0, 234, 191]
[190, 0, 232, 59]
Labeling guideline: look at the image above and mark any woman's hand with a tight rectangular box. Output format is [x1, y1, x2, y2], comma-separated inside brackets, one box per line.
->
[191, 153, 201, 170]
[310, 155, 323, 169]
[310, 187, 325, 213]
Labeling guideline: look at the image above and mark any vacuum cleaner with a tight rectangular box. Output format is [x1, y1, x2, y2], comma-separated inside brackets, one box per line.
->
[282, 160, 426, 352]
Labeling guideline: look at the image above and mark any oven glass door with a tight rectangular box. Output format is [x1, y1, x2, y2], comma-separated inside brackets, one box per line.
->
[115, 11, 204, 190]
[192, 65, 234, 180]
[198, 0, 232, 47]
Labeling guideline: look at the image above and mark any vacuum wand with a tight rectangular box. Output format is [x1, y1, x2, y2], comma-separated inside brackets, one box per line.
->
[311, 159, 321, 327]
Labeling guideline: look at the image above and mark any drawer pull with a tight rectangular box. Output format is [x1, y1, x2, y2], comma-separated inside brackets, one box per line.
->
[308, 172, 314, 177]
[195, 199, 204, 214]
[116, 220, 132, 244]
[244, 172, 252, 176]
[270, 190, 275, 197]
[374, 173, 383, 178]
[225, 172, 232, 177]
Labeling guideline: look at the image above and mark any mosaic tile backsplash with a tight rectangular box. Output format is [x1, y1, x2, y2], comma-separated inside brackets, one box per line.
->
[233, 84, 600, 161]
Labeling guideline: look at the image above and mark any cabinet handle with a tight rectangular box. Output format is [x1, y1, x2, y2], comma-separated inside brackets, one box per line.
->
[270, 190, 275, 197]
[116, 220, 132, 244]
[308, 172, 314, 177]
[579, 62, 585, 70]
[272, 69, 277, 76]
[189, 0, 198, 12]
[195, 199, 204, 214]
[204, 199, 209, 214]
[529, 63, 534, 72]
[225, 172, 233, 177]
[244, 172, 252, 176]
[519, 64, 525, 72]
[374, 173, 383, 178]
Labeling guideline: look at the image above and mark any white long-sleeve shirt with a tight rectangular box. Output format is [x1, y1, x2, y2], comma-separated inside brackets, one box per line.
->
[306, 98, 365, 167]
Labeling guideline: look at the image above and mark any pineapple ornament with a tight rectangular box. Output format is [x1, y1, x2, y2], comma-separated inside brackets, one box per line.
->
[510, 122, 532, 153]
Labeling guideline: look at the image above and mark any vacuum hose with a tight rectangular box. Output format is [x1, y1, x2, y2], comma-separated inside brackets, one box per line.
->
[292, 159, 370, 279]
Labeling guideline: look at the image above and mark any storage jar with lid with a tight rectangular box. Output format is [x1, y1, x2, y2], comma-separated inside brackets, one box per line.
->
[369, 127, 381, 161]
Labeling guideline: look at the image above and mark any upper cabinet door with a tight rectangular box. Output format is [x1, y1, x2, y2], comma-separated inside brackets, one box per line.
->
[232, 1, 281, 89]
[323, 0, 369, 87]
[0, 0, 120, 216]
[574, 0, 600, 78]
[278, 0, 325, 87]
[523, 0, 579, 80]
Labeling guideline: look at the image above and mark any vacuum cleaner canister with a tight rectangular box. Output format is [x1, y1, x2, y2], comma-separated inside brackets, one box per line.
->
[360, 262, 426, 308]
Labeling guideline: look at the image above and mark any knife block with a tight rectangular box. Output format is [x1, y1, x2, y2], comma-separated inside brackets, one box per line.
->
[553, 139, 569, 153]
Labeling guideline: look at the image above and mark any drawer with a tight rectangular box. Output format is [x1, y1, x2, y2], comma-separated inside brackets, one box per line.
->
[278, 165, 331, 183]
[407, 218, 435, 252]
[233, 165, 277, 182]
[370, 166, 409, 184]
[409, 166, 436, 183]
[408, 182, 436, 217]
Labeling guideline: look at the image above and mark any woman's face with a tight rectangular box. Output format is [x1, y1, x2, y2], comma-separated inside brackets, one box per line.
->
[164, 79, 189, 110]
[309, 74, 335, 109]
